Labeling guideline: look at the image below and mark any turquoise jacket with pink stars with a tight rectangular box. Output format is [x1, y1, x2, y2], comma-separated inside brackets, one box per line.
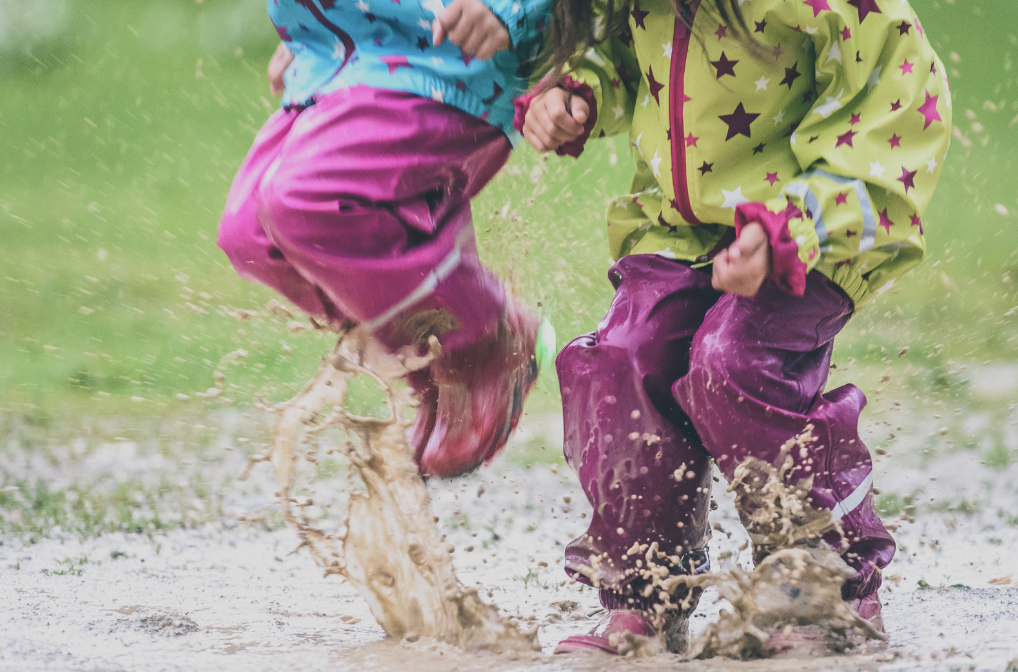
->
[269, 0, 550, 137]
[517, 0, 952, 309]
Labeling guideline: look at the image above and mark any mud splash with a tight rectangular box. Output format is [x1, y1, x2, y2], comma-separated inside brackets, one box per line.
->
[624, 430, 886, 659]
[242, 329, 538, 652]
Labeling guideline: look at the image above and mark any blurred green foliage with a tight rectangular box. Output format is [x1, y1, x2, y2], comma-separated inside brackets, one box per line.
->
[1, 0, 1016, 444]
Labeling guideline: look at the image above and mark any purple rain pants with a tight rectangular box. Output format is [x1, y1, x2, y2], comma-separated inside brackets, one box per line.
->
[558, 255, 894, 605]
[218, 86, 512, 354]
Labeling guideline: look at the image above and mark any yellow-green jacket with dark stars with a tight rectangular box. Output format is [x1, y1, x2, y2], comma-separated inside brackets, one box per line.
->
[522, 0, 952, 307]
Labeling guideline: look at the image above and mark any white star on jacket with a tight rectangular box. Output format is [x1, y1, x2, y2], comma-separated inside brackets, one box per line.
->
[721, 187, 750, 210]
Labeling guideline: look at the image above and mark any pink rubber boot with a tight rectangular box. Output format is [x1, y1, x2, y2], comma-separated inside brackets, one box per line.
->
[554, 610, 659, 655]
[417, 300, 539, 477]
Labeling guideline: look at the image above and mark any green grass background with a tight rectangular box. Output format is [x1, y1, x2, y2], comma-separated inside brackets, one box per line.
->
[1, 0, 1016, 447]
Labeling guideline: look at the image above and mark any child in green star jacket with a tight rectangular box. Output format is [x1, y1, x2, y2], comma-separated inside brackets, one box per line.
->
[516, 0, 951, 655]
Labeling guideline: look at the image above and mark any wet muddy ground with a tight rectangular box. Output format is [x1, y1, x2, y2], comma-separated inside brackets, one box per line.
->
[2, 411, 1017, 671]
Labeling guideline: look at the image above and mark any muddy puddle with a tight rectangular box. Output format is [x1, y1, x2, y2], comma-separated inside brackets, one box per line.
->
[2, 346, 1018, 670]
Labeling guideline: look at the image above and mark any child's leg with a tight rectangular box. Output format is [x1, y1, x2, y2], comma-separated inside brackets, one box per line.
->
[675, 273, 895, 601]
[254, 86, 511, 355]
[217, 109, 335, 320]
[255, 86, 534, 477]
[557, 256, 721, 606]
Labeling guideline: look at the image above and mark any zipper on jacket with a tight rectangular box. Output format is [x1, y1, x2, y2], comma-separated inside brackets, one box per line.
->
[669, 1, 702, 225]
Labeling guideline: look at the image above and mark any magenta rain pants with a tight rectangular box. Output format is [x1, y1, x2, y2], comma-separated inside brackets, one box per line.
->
[558, 255, 894, 606]
[218, 86, 512, 354]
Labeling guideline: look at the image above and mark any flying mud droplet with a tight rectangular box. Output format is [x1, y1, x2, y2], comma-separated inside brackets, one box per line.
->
[243, 328, 539, 652]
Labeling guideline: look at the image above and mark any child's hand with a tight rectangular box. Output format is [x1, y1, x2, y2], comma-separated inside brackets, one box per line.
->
[432, 0, 510, 61]
[268, 42, 294, 97]
[522, 87, 589, 153]
[712, 223, 771, 297]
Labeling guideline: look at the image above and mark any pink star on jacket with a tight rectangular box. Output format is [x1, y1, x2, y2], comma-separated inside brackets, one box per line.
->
[878, 208, 894, 234]
[890, 99, 902, 112]
[841, 26, 852, 41]
[380, 55, 412, 74]
[898, 166, 917, 193]
[888, 133, 901, 148]
[836, 129, 858, 148]
[804, 0, 831, 18]
[715, 24, 727, 41]
[765, 172, 780, 185]
[847, 0, 882, 24]
[849, 113, 861, 125]
[910, 214, 923, 233]
[685, 133, 699, 148]
[918, 90, 942, 129]
[899, 59, 914, 75]
[835, 192, 849, 205]
[276, 25, 292, 41]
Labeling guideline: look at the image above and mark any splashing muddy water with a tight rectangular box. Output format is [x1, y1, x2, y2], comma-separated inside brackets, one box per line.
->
[653, 435, 885, 659]
[243, 329, 538, 652]
[246, 350, 883, 659]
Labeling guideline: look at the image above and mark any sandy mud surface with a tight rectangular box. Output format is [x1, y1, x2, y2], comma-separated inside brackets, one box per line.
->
[2, 411, 1018, 672]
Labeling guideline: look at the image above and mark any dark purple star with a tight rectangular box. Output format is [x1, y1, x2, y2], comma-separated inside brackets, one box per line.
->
[847, 0, 882, 24]
[699, 162, 714, 176]
[646, 65, 665, 104]
[896, 20, 911, 35]
[630, 1, 649, 29]
[482, 82, 504, 106]
[719, 103, 759, 141]
[780, 62, 801, 89]
[711, 52, 739, 79]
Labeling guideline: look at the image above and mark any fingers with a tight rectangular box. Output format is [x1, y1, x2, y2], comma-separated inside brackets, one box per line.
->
[736, 222, 768, 257]
[267, 42, 293, 97]
[712, 227, 771, 297]
[570, 96, 590, 125]
[434, 0, 510, 59]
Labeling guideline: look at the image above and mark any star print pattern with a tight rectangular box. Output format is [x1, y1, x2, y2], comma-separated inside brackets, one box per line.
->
[270, 0, 551, 136]
[548, 0, 952, 309]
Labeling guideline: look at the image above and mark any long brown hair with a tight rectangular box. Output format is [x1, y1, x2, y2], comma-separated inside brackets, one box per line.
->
[546, 0, 754, 79]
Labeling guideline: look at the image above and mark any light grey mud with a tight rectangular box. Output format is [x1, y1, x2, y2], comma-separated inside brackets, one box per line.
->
[243, 328, 538, 652]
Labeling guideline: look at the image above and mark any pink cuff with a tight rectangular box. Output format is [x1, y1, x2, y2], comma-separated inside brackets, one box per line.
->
[734, 202, 808, 297]
[512, 76, 598, 158]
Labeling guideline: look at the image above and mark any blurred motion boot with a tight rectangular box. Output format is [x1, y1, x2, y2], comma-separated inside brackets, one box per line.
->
[417, 299, 539, 477]
[554, 610, 658, 655]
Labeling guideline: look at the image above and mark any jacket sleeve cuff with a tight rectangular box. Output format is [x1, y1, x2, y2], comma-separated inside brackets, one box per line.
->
[481, 0, 540, 48]
[734, 201, 811, 297]
[512, 76, 598, 158]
